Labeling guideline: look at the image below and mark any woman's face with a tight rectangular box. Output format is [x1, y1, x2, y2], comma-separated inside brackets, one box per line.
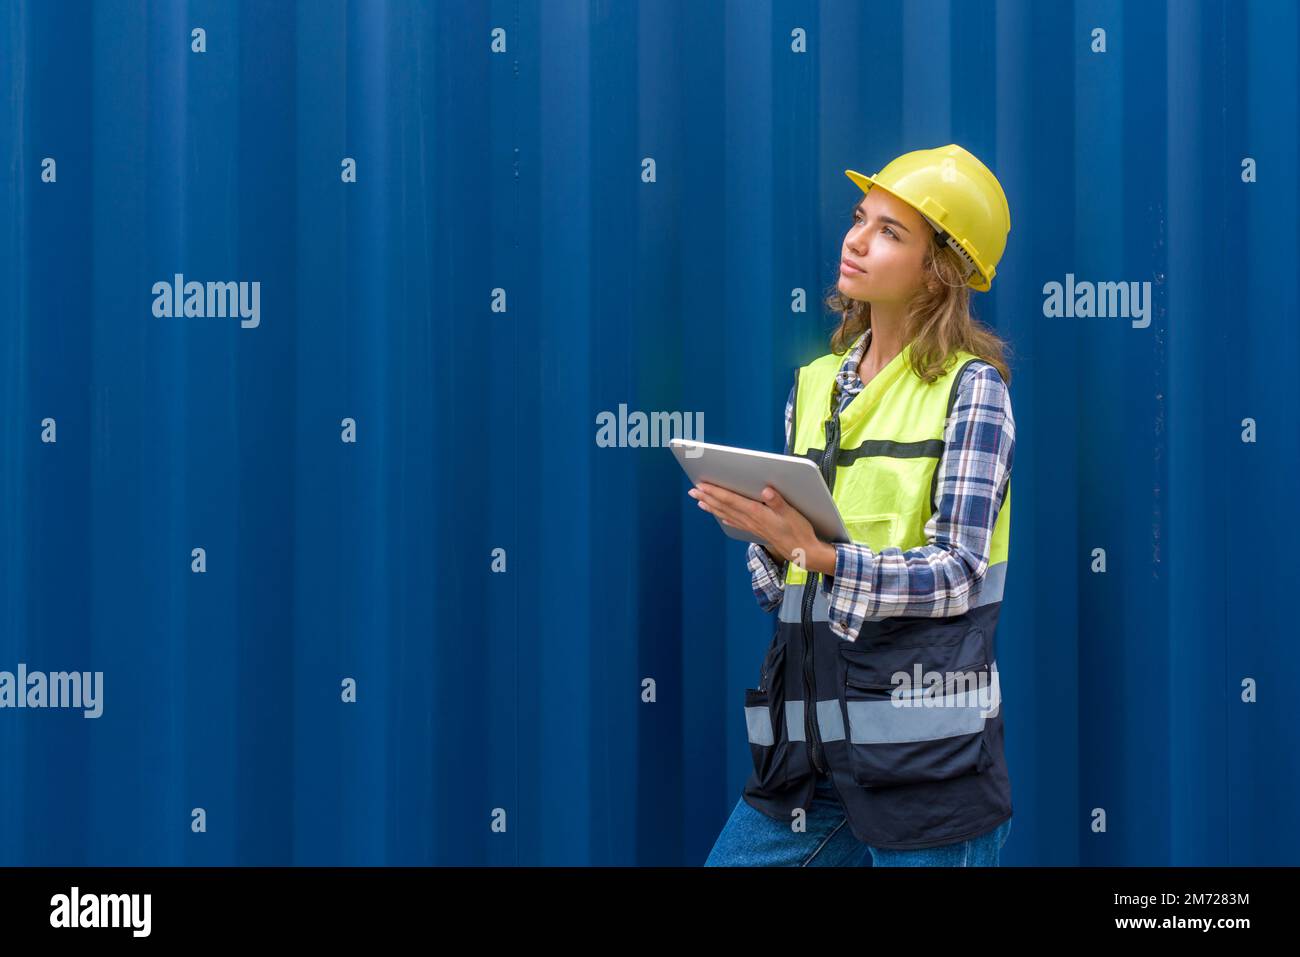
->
[838, 185, 932, 303]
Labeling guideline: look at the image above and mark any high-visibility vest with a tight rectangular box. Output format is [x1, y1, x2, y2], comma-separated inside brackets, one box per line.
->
[742, 334, 1013, 849]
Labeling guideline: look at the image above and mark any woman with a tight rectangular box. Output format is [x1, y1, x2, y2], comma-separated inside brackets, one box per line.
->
[692, 145, 1016, 866]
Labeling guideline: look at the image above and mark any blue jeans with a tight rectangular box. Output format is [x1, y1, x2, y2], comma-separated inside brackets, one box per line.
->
[705, 773, 1011, 866]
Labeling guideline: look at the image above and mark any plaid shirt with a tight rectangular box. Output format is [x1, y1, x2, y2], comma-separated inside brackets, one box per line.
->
[746, 327, 1015, 642]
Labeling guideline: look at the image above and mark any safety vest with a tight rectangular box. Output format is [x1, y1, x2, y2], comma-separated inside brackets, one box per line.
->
[742, 335, 1013, 849]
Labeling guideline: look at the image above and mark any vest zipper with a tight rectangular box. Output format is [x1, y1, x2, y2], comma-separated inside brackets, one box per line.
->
[801, 410, 841, 776]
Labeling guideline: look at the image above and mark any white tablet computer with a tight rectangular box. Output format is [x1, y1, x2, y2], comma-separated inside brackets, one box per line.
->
[669, 437, 851, 547]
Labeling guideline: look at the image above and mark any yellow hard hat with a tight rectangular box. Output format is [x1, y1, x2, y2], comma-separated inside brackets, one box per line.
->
[845, 144, 1011, 292]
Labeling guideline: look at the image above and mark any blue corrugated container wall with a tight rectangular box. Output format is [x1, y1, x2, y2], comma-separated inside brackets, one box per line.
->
[0, 0, 1296, 865]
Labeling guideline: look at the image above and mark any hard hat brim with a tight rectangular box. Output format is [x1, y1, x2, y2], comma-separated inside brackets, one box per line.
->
[845, 168, 933, 230]
[844, 168, 879, 198]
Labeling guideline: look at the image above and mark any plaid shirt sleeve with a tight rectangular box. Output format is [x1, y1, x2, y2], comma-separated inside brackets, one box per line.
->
[821, 362, 1015, 642]
[746, 382, 796, 611]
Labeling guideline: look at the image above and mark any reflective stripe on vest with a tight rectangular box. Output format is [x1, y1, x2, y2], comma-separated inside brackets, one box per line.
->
[744, 662, 1000, 747]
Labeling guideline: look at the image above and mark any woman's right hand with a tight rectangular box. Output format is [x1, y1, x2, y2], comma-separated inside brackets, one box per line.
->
[689, 483, 819, 567]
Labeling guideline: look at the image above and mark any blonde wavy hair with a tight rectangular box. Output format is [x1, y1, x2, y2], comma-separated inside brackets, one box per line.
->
[822, 232, 1013, 386]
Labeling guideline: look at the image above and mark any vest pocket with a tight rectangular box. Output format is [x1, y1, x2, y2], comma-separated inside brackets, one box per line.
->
[743, 686, 781, 787]
[843, 513, 899, 552]
[839, 627, 994, 789]
[743, 640, 807, 792]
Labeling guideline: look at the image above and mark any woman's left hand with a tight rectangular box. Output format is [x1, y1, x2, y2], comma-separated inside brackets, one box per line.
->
[688, 482, 833, 573]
